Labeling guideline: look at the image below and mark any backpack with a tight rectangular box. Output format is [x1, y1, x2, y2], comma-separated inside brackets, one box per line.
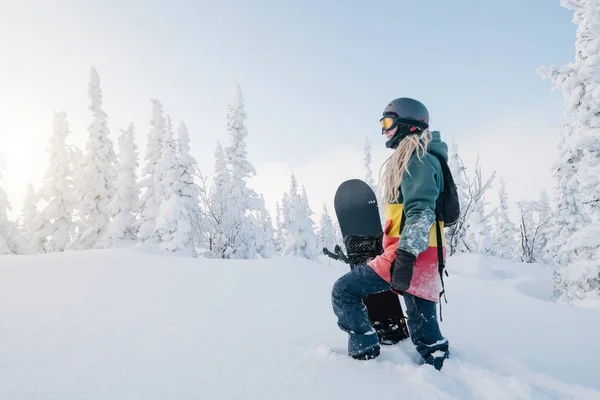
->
[429, 152, 460, 227]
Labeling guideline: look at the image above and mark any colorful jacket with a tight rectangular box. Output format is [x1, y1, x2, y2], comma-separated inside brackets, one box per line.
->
[368, 131, 448, 302]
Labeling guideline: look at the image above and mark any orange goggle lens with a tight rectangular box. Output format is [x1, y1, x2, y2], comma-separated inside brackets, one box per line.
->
[380, 116, 396, 131]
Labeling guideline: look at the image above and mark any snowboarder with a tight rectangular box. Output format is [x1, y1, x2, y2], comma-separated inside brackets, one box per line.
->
[331, 97, 450, 370]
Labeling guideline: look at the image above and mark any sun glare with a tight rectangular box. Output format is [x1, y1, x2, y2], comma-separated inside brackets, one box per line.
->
[0, 135, 47, 216]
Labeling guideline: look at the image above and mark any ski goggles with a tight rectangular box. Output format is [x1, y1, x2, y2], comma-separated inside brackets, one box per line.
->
[380, 115, 398, 132]
[380, 114, 423, 133]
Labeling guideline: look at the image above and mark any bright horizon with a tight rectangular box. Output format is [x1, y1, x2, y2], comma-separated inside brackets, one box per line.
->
[0, 1, 575, 222]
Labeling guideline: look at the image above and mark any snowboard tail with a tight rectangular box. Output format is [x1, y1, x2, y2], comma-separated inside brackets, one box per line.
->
[324, 179, 409, 344]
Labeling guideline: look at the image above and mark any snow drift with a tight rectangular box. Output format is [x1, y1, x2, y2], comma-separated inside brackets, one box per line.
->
[0, 249, 599, 399]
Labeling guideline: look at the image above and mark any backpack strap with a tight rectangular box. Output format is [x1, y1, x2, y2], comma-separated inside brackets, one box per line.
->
[399, 210, 406, 234]
[435, 221, 448, 321]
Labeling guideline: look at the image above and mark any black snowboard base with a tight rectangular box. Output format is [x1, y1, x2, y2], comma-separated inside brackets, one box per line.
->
[325, 179, 410, 343]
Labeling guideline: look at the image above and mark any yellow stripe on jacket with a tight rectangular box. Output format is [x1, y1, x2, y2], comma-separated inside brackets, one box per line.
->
[384, 204, 445, 247]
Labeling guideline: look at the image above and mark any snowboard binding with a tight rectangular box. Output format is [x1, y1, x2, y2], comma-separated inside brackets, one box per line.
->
[373, 316, 410, 345]
[322, 234, 383, 267]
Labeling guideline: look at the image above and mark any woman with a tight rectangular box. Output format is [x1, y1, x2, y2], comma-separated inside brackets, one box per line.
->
[331, 97, 450, 370]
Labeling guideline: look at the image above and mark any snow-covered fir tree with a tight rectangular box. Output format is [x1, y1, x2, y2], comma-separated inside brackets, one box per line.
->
[138, 99, 166, 243]
[175, 121, 203, 248]
[213, 84, 266, 259]
[0, 164, 26, 254]
[538, 0, 600, 302]
[154, 116, 196, 256]
[33, 111, 75, 252]
[103, 123, 140, 245]
[364, 137, 384, 222]
[19, 183, 37, 246]
[364, 137, 375, 188]
[249, 195, 275, 258]
[203, 142, 230, 257]
[317, 204, 337, 252]
[67, 145, 84, 240]
[492, 178, 518, 260]
[71, 67, 117, 249]
[274, 201, 285, 252]
[281, 174, 318, 259]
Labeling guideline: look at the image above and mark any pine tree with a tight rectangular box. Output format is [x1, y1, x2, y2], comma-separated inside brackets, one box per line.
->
[317, 204, 337, 253]
[176, 121, 203, 248]
[34, 111, 75, 252]
[281, 174, 318, 259]
[138, 99, 166, 243]
[274, 201, 285, 252]
[204, 142, 230, 258]
[218, 84, 264, 259]
[71, 67, 117, 249]
[492, 178, 518, 259]
[364, 137, 384, 222]
[103, 123, 140, 244]
[155, 116, 196, 256]
[19, 183, 37, 246]
[249, 195, 275, 258]
[67, 145, 84, 240]
[538, 0, 600, 301]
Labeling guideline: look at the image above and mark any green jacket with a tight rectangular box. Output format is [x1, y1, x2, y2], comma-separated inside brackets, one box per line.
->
[397, 130, 448, 256]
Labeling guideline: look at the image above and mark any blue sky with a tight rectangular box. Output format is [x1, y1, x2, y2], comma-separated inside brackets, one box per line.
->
[0, 0, 576, 219]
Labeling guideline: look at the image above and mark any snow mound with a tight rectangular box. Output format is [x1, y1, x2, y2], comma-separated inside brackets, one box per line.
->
[1, 249, 599, 399]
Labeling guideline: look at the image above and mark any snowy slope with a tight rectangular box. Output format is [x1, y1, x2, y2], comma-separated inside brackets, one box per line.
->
[1, 249, 599, 400]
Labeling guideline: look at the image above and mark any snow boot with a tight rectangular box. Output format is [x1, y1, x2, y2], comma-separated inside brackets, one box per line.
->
[351, 345, 381, 360]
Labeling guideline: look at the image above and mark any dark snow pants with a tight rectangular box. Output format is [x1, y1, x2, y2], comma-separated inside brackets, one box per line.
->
[331, 264, 449, 369]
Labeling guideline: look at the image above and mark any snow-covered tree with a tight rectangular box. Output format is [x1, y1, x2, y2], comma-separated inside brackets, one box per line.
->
[103, 123, 140, 245]
[538, 0, 600, 301]
[446, 144, 495, 255]
[464, 157, 495, 256]
[536, 190, 553, 262]
[364, 137, 384, 222]
[249, 195, 275, 258]
[517, 197, 552, 264]
[209, 84, 265, 259]
[492, 178, 518, 259]
[154, 116, 196, 256]
[67, 145, 84, 240]
[176, 121, 203, 248]
[71, 67, 117, 249]
[274, 201, 285, 252]
[19, 183, 37, 246]
[281, 174, 318, 259]
[138, 99, 166, 243]
[364, 138, 375, 188]
[317, 204, 337, 252]
[33, 111, 75, 252]
[0, 164, 26, 254]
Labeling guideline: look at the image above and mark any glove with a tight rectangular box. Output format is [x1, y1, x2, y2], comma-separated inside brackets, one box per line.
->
[390, 249, 416, 294]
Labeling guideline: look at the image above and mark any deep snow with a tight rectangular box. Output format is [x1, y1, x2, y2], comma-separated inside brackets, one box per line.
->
[1, 248, 599, 399]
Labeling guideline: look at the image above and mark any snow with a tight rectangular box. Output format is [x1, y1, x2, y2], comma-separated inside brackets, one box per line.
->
[1, 250, 599, 399]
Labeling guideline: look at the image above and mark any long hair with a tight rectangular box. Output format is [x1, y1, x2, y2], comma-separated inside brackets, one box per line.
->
[380, 129, 432, 204]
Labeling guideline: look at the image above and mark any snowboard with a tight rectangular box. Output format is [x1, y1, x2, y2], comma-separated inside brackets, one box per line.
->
[328, 179, 409, 344]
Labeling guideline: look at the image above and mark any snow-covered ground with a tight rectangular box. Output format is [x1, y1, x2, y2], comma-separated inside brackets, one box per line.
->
[1, 249, 599, 399]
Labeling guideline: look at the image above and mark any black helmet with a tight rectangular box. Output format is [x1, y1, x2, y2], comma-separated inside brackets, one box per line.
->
[381, 97, 429, 149]
[382, 97, 429, 130]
